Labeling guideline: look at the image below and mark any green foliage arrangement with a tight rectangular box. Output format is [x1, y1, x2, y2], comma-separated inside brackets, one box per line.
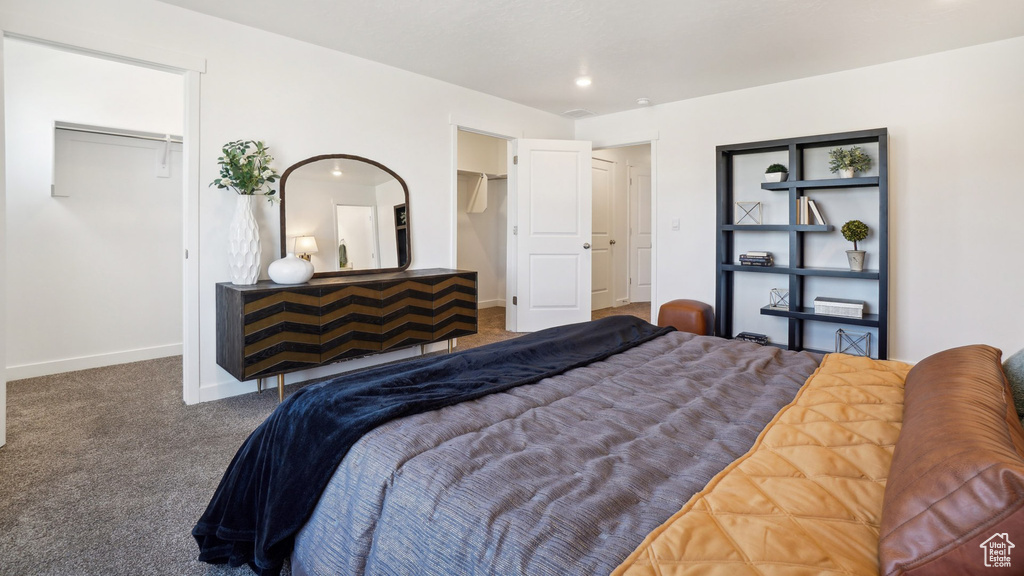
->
[210, 140, 280, 202]
[765, 163, 788, 173]
[841, 220, 869, 250]
[828, 146, 872, 174]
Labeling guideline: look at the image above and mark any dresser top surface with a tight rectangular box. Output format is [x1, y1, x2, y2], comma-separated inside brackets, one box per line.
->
[217, 268, 476, 292]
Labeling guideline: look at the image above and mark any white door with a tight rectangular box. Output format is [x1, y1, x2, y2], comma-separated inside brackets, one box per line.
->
[335, 205, 379, 270]
[629, 165, 653, 302]
[509, 139, 593, 332]
[591, 158, 614, 310]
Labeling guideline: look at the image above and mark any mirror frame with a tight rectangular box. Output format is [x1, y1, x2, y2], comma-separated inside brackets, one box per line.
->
[279, 154, 412, 278]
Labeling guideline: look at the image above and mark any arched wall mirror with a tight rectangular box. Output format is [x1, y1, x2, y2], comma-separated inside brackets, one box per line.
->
[279, 154, 411, 277]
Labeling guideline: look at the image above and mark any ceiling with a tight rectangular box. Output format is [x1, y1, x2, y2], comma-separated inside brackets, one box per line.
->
[157, 0, 1024, 118]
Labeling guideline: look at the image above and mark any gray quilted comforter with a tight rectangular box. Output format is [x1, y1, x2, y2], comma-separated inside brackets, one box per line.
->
[292, 331, 820, 575]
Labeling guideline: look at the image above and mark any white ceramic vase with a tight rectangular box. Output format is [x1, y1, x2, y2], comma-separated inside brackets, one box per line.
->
[268, 252, 314, 284]
[227, 194, 261, 285]
[764, 172, 787, 183]
[839, 167, 856, 179]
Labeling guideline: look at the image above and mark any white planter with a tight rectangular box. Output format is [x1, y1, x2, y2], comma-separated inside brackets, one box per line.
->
[764, 172, 788, 183]
[846, 249, 866, 272]
[268, 252, 314, 284]
[227, 194, 261, 285]
[839, 167, 856, 179]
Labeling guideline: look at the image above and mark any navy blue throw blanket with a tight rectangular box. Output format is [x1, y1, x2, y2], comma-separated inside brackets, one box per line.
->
[193, 315, 673, 575]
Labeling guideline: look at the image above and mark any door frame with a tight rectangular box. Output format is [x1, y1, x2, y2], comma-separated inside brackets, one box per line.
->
[590, 134, 659, 322]
[0, 22, 206, 425]
[448, 117, 519, 332]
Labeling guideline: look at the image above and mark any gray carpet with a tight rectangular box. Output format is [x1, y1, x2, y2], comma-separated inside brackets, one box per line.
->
[0, 357, 285, 576]
[0, 303, 652, 575]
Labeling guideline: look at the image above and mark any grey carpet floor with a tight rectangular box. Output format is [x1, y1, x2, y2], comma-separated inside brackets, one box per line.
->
[0, 303, 651, 575]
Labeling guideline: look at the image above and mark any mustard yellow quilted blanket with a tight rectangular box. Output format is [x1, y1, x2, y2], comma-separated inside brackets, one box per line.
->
[613, 353, 912, 576]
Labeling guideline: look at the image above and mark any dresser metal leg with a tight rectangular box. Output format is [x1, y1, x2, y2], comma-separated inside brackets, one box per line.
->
[257, 378, 263, 393]
[448, 339, 453, 353]
[278, 374, 285, 402]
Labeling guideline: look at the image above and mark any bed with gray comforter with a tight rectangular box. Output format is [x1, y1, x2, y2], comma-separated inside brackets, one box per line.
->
[291, 330, 820, 575]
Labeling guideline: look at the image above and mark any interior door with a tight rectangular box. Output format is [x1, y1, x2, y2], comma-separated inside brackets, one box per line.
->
[510, 138, 593, 332]
[629, 165, 652, 302]
[591, 158, 613, 310]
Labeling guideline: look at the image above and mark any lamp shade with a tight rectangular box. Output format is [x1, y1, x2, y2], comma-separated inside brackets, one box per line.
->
[294, 236, 319, 254]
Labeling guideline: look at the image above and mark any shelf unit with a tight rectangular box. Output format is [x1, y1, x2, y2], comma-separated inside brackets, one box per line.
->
[716, 128, 889, 359]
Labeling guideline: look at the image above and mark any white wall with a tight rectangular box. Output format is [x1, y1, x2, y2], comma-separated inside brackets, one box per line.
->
[4, 39, 184, 379]
[592, 145, 651, 306]
[577, 37, 1024, 363]
[0, 0, 573, 401]
[0, 36, 7, 447]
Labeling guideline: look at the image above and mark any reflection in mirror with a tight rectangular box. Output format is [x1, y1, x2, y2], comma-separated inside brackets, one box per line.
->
[280, 155, 410, 276]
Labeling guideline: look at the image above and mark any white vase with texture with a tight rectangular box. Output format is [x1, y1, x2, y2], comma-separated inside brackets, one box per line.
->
[228, 194, 261, 285]
[839, 167, 856, 179]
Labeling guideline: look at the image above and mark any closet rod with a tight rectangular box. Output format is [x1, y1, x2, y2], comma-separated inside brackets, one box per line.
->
[55, 121, 183, 144]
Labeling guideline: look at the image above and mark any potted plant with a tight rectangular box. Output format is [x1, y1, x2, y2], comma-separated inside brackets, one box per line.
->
[828, 146, 872, 178]
[841, 219, 869, 271]
[764, 163, 788, 183]
[211, 140, 280, 285]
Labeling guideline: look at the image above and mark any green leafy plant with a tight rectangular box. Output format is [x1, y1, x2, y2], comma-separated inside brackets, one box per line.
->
[210, 140, 280, 202]
[828, 146, 872, 174]
[765, 163, 788, 173]
[841, 220, 869, 250]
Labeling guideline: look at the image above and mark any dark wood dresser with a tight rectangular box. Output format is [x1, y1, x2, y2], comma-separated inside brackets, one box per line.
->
[216, 268, 477, 396]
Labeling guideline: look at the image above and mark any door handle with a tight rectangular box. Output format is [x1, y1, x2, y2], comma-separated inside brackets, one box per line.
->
[583, 243, 591, 249]
[609, 239, 616, 245]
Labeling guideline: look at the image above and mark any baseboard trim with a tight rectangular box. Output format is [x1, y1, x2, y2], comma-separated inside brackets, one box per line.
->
[6, 344, 183, 381]
[478, 298, 505, 309]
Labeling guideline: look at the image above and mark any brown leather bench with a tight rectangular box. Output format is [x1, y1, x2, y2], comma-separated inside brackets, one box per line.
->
[657, 299, 715, 336]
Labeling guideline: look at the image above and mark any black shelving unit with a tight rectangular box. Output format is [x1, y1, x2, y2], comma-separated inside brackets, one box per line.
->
[715, 128, 889, 359]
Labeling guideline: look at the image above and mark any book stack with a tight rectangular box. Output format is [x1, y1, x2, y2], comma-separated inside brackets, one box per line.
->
[796, 197, 827, 225]
[736, 332, 769, 345]
[814, 297, 865, 319]
[739, 251, 773, 267]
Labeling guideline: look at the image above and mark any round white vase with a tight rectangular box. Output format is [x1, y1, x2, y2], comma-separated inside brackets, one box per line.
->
[839, 167, 856, 178]
[268, 252, 314, 284]
[227, 194, 261, 285]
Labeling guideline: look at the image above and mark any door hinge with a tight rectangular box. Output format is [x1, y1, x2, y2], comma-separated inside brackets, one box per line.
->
[185, 249, 189, 259]
[629, 277, 632, 285]
[513, 155, 518, 165]
[512, 296, 518, 305]
[513, 225, 518, 235]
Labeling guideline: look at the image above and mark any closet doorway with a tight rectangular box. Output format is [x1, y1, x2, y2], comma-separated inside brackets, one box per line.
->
[455, 130, 509, 311]
[4, 39, 185, 381]
[592, 143, 653, 310]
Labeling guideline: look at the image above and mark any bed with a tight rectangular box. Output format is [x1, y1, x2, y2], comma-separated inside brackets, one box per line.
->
[194, 315, 1024, 576]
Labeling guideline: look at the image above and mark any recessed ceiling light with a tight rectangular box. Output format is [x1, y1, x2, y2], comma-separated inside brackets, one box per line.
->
[575, 77, 592, 87]
[331, 169, 343, 177]
[636, 97, 651, 106]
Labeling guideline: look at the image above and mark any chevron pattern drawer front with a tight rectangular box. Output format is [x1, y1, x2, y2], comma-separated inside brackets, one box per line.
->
[240, 288, 322, 379]
[320, 284, 384, 364]
[216, 269, 478, 383]
[432, 273, 478, 342]
[380, 278, 438, 351]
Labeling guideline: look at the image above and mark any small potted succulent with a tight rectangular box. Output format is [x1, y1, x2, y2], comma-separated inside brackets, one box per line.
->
[841, 219, 869, 271]
[764, 163, 788, 183]
[828, 146, 872, 178]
